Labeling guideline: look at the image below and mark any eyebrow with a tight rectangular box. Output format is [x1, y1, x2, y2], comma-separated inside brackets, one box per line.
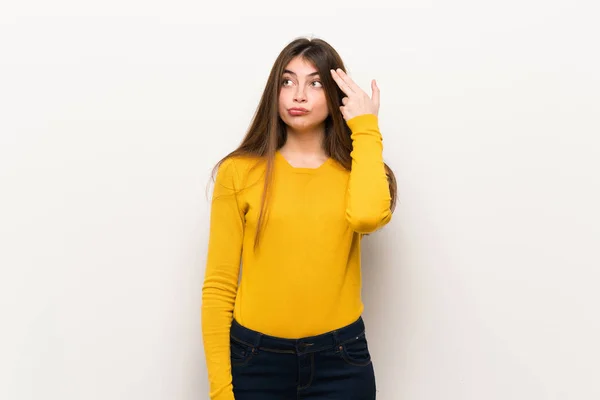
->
[283, 69, 320, 77]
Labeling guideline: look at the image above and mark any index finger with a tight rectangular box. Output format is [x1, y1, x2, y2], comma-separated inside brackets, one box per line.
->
[330, 69, 355, 96]
[334, 68, 362, 94]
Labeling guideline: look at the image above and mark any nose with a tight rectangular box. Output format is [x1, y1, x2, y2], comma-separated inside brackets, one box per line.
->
[293, 86, 307, 103]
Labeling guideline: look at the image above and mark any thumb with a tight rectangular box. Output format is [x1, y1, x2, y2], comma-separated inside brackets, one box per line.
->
[371, 79, 380, 110]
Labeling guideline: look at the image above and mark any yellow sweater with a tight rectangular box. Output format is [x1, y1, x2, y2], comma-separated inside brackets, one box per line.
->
[201, 113, 392, 400]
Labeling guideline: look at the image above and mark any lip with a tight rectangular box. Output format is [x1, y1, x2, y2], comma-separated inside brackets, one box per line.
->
[288, 107, 309, 116]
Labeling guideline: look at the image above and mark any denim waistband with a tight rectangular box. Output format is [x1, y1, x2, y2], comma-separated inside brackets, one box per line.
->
[230, 316, 366, 355]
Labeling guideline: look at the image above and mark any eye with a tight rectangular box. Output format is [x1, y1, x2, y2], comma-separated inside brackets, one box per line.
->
[312, 80, 323, 88]
[282, 78, 293, 86]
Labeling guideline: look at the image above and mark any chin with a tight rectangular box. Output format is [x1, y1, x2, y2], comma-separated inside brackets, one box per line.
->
[286, 119, 318, 130]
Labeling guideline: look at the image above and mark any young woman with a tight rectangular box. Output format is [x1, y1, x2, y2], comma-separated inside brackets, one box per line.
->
[201, 37, 397, 400]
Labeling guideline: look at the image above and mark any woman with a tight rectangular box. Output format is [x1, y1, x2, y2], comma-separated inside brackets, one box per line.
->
[201, 36, 397, 400]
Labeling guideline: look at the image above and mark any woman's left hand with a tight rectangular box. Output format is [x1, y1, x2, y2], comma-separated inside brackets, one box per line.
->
[330, 68, 380, 121]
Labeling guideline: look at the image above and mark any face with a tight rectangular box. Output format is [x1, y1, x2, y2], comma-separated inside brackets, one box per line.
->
[278, 56, 329, 133]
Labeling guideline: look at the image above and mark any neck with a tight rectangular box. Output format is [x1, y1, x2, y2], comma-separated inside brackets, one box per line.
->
[280, 124, 327, 157]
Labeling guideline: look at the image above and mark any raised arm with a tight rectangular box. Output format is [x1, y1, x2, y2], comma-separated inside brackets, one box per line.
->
[345, 113, 392, 233]
[330, 68, 392, 233]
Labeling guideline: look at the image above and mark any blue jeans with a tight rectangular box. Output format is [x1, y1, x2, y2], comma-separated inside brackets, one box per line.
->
[230, 316, 376, 399]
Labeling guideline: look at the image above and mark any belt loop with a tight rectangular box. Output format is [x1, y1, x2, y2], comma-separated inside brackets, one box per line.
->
[332, 329, 341, 347]
[252, 332, 262, 349]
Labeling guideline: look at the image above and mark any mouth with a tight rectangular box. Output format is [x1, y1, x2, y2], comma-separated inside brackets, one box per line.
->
[288, 108, 309, 116]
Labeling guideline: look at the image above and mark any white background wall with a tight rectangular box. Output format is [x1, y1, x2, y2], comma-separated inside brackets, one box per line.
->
[1, 1, 599, 399]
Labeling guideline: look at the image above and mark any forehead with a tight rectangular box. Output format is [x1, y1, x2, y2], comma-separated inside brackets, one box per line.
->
[283, 57, 319, 75]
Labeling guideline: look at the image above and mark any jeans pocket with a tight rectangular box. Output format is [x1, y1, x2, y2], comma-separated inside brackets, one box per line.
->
[339, 331, 372, 367]
[230, 336, 255, 367]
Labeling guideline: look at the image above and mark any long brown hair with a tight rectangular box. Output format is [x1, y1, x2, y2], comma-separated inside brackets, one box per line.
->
[209, 37, 398, 250]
